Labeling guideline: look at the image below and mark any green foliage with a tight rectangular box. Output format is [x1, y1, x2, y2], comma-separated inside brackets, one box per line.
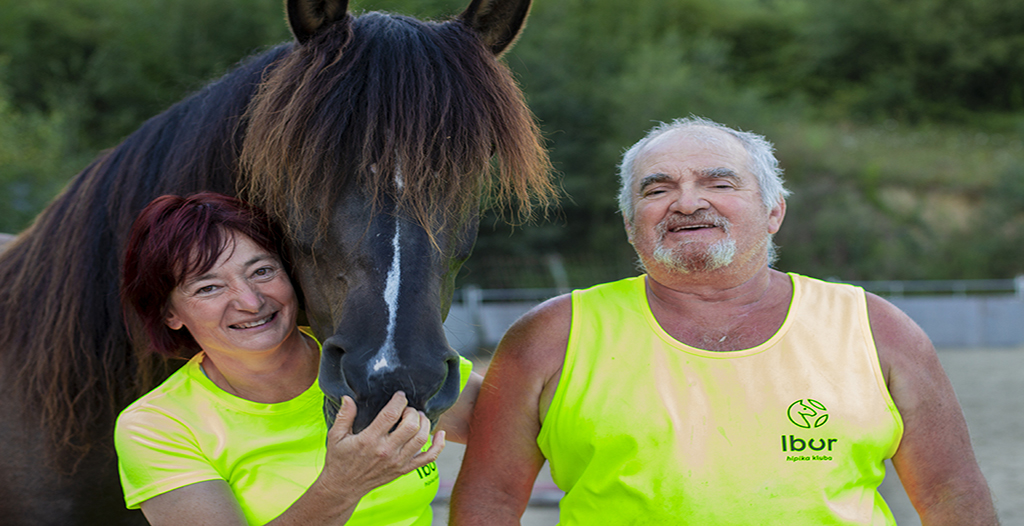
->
[771, 121, 1024, 279]
[2, 0, 1023, 284]
[737, 0, 1024, 120]
[463, 0, 1024, 286]
[0, 0, 290, 152]
[464, 0, 786, 286]
[0, 80, 89, 233]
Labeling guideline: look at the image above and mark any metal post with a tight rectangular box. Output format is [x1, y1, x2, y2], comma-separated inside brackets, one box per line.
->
[464, 285, 486, 351]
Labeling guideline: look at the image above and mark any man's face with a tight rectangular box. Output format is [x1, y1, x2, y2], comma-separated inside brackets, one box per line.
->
[624, 128, 784, 276]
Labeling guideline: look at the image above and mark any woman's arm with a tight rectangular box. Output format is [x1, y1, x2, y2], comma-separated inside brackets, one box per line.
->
[139, 392, 443, 526]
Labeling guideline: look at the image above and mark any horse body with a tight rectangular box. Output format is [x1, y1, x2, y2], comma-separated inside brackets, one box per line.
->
[0, 1, 550, 523]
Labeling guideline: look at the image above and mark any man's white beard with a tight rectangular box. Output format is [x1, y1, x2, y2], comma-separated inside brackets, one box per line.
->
[647, 210, 736, 274]
[652, 236, 737, 274]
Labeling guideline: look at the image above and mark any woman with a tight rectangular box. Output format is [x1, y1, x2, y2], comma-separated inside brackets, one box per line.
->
[116, 192, 480, 526]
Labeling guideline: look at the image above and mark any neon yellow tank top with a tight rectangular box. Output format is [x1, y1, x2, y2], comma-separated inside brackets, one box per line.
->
[537, 274, 903, 525]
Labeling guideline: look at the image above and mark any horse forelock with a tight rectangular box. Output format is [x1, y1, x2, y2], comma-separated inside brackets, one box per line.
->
[239, 10, 554, 242]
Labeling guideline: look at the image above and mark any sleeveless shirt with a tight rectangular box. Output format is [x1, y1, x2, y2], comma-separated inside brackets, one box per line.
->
[536, 274, 903, 525]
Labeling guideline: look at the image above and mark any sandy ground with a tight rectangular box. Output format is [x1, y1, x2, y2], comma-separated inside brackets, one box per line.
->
[431, 347, 1024, 525]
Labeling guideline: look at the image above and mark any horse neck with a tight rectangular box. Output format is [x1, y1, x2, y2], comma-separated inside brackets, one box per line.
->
[0, 44, 292, 462]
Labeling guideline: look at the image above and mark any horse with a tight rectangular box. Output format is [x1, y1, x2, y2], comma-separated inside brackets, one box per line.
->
[0, 0, 554, 524]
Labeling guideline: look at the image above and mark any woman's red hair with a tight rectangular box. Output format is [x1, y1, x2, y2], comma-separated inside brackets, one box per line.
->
[121, 192, 287, 356]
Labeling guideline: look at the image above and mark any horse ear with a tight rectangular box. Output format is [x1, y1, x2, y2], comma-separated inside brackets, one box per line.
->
[286, 0, 350, 44]
[459, 0, 532, 56]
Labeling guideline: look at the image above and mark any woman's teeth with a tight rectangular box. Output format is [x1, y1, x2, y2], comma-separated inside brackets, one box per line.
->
[234, 314, 273, 329]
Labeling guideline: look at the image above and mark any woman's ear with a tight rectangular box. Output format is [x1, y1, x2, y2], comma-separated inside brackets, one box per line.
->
[165, 309, 184, 331]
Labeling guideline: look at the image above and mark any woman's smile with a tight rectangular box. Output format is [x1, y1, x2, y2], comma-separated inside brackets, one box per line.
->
[231, 312, 278, 330]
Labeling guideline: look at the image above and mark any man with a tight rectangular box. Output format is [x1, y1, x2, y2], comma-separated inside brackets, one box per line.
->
[450, 117, 999, 525]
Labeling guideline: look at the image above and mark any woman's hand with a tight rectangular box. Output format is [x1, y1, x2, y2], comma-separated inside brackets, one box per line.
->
[268, 391, 445, 525]
[317, 391, 446, 501]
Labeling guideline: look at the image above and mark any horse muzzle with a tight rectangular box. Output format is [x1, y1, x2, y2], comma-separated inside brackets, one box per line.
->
[318, 335, 462, 434]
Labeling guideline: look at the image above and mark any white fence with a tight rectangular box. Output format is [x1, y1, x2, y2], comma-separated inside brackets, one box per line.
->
[444, 278, 1024, 353]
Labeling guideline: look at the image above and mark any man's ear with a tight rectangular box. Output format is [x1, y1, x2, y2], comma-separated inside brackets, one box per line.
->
[767, 198, 786, 235]
[623, 213, 635, 244]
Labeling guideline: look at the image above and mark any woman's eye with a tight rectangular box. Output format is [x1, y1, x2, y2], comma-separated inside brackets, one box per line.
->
[254, 266, 275, 278]
[196, 285, 216, 294]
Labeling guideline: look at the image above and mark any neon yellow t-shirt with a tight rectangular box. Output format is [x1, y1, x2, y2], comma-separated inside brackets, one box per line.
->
[537, 274, 903, 525]
[115, 334, 472, 526]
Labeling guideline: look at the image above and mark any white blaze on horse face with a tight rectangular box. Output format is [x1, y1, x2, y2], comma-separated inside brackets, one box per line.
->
[370, 171, 404, 376]
[395, 164, 405, 190]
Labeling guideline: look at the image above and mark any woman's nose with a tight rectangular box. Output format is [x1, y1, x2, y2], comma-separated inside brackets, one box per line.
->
[234, 284, 265, 312]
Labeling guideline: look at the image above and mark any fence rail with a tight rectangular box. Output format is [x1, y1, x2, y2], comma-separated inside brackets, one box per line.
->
[445, 278, 1024, 352]
[453, 277, 1024, 303]
[843, 277, 1024, 297]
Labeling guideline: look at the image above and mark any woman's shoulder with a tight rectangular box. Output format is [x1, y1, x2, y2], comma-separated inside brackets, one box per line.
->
[118, 355, 207, 423]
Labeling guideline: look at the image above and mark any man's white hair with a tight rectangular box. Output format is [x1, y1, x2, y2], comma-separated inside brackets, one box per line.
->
[617, 116, 790, 222]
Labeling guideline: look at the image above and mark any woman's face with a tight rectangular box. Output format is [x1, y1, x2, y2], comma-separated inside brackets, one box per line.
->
[164, 231, 298, 357]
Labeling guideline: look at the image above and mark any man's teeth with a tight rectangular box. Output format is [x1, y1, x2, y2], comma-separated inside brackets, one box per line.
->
[235, 315, 272, 329]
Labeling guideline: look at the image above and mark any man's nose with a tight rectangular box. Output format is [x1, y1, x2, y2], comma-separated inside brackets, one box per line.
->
[668, 186, 710, 215]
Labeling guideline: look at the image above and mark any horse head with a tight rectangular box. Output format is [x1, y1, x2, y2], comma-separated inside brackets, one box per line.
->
[241, 0, 552, 431]
[293, 190, 479, 432]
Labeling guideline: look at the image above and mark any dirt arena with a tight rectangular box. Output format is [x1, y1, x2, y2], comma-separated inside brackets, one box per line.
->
[431, 347, 1024, 525]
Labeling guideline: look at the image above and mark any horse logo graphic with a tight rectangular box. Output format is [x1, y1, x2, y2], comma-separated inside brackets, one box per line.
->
[787, 399, 829, 428]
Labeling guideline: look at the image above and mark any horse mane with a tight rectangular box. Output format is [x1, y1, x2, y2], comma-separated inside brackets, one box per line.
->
[0, 47, 288, 468]
[0, 8, 555, 470]
[240, 12, 554, 238]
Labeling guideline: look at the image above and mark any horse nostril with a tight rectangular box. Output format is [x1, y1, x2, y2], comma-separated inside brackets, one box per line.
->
[422, 353, 462, 425]
[318, 337, 358, 429]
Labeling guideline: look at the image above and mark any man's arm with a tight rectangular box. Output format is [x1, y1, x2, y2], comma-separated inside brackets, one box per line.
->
[449, 295, 571, 525]
[868, 293, 999, 526]
[436, 370, 483, 444]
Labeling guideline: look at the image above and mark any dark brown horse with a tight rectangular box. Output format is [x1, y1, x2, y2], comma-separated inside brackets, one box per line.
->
[0, 0, 553, 524]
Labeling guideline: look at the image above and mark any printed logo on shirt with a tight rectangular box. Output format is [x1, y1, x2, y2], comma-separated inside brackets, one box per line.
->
[415, 461, 439, 485]
[783, 399, 838, 461]
[787, 399, 829, 428]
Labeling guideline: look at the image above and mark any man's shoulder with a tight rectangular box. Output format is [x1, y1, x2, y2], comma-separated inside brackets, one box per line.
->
[509, 293, 573, 341]
[497, 276, 646, 371]
[864, 292, 932, 353]
[574, 275, 644, 294]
